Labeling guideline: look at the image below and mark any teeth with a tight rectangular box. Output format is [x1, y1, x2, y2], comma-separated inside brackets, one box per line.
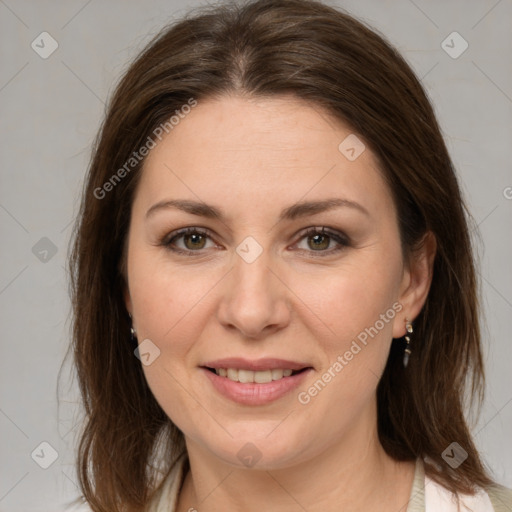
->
[238, 369, 254, 383]
[272, 368, 293, 379]
[254, 370, 272, 383]
[214, 368, 296, 383]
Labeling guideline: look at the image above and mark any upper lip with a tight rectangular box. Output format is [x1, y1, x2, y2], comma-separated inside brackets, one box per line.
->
[201, 357, 312, 371]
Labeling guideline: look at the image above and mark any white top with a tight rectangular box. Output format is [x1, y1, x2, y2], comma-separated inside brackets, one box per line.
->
[148, 453, 512, 511]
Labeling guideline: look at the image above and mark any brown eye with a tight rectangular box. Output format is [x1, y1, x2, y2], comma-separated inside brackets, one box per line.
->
[296, 227, 350, 256]
[307, 232, 330, 251]
[182, 232, 207, 250]
[163, 228, 214, 254]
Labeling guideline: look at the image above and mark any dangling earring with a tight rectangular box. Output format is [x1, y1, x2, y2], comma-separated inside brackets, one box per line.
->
[403, 319, 413, 368]
[129, 313, 137, 346]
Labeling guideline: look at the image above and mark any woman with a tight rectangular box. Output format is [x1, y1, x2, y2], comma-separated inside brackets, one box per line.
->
[68, 0, 512, 510]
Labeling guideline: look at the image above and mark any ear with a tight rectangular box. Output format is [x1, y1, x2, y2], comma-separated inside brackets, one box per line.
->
[392, 231, 437, 338]
[123, 283, 133, 317]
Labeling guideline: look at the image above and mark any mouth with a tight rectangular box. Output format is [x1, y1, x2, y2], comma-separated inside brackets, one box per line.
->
[202, 366, 310, 383]
[199, 357, 314, 405]
[200, 366, 314, 406]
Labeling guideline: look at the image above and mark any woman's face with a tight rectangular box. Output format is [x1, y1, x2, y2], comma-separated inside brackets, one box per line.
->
[124, 94, 423, 469]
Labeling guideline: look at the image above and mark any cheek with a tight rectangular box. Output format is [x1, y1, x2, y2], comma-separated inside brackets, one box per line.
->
[127, 254, 213, 431]
[128, 248, 217, 345]
[298, 252, 403, 406]
[294, 282, 399, 431]
[304, 254, 402, 344]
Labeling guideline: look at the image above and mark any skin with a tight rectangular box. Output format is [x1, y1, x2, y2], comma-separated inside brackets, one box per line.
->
[124, 94, 436, 511]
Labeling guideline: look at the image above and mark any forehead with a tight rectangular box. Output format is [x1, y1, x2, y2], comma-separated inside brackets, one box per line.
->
[135, 94, 395, 221]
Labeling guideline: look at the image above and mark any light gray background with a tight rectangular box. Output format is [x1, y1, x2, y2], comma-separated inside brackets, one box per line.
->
[1, 0, 511, 510]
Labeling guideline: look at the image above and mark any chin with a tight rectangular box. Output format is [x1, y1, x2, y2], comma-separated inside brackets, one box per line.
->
[201, 426, 309, 470]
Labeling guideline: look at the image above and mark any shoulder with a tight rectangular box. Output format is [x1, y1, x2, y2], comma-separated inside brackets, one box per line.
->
[425, 473, 512, 512]
[486, 483, 512, 511]
[409, 458, 512, 512]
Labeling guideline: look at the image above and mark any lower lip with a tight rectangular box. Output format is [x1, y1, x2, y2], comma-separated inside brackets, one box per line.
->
[201, 367, 313, 405]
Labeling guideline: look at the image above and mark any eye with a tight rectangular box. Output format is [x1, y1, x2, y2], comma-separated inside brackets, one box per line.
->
[162, 227, 216, 254]
[294, 227, 350, 256]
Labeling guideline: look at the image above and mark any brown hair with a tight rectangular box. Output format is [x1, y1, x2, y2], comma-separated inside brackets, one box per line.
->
[66, 0, 494, 509]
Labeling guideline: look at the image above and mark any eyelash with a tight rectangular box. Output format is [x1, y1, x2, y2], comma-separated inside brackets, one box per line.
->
[160, 226, 350, 258]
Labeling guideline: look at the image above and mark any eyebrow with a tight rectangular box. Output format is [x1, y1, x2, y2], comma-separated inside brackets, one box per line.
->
[145, 197, 370, 222]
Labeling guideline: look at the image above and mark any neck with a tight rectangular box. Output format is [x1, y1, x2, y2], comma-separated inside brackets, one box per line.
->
[177, 409, 415, 512]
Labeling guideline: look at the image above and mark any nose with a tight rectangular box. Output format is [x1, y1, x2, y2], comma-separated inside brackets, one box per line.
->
[216, 244, 291, 340]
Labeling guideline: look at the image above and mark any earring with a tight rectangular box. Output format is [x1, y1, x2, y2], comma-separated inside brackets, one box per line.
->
[129, 313, 138, 346]
[403, 319, 413, 368]
[130, 325, 139, 349]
